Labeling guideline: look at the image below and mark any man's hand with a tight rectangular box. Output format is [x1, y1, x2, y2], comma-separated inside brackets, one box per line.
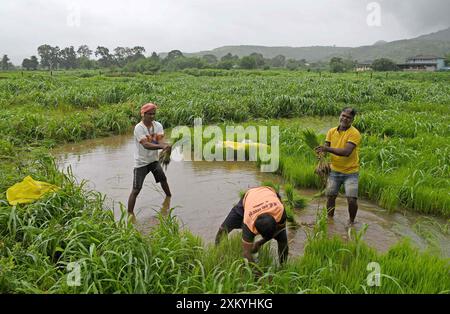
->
[161, 143, 171, 151]
[315, 145, 328, 154]
[251, 242, 260, 254]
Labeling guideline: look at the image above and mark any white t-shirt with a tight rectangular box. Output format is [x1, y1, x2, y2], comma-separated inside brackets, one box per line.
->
[134, 121, 164, 168]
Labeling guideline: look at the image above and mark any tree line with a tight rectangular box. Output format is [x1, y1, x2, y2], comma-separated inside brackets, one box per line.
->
[1, 44, 326, 72]
[2, 44, 450, 72]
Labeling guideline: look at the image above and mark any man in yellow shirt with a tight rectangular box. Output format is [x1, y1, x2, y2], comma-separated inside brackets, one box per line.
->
[315, 108, 361, 225]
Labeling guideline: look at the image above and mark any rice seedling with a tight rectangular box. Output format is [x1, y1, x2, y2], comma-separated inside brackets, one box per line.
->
[283, 183, 307, 209]
[301, 129, 330, 188]
[159, 147, 171, 170]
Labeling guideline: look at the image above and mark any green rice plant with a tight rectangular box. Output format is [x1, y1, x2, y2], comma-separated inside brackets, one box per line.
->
[302, 129, 320, 150]
[283, 183, 307, 209]
[261, 181, 280, 193]
[1, 70, 450, 294]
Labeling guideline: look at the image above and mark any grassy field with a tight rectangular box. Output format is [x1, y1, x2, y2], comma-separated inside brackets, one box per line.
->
[0, 70, 449, 293]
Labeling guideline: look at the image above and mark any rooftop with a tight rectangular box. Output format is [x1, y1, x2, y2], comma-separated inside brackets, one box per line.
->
[407, 54, 444, 60]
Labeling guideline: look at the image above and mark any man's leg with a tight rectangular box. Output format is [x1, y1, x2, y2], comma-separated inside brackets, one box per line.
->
[274, 229, 288, 265]
[347, 197, 358, 224]
[215, 226, 228, 245]
[160, 180, 172, 197]
[344, 173, 359, 224]
[151, 161, 172, 197]
[326, 172, 340, 218]
[327, 195, 337, 217]
[128, 166, 148, 214]
[127, 188, 141, 214]
[215, 201, 244, 245]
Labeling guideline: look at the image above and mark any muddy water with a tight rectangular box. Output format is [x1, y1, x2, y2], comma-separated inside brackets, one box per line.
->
[289, 190, 449, 257]
[53, 133, 449, 258]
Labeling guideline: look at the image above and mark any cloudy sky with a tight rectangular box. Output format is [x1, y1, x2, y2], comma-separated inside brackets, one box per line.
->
[1, 0, 449, 63]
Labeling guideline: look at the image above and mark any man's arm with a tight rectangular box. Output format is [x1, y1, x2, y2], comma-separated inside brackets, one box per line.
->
[251, 237, 271, 254]
[242, 240, 254, 262]
[316, 142, 356, 157]
[139, 138, 168, 150]
[154, 123, 171, 151]
[157, 135, 172, 152]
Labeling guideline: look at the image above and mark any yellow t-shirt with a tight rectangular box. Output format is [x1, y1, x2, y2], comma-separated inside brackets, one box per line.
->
[326, 126, 361, 174]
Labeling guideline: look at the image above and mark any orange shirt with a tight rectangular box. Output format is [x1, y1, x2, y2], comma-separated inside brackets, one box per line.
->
[243, 186, 284, 234]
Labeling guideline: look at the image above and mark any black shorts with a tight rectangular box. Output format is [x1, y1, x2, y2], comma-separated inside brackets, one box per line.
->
[133, 161, 167, 190]
[221, 198, 245, 231]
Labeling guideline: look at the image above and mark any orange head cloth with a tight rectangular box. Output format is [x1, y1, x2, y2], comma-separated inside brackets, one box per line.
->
[140, 103, 158, 115]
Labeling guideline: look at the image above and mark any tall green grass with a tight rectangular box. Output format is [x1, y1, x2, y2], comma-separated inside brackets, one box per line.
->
[1, 170, 448, 293]
[1, 70, 449, 293]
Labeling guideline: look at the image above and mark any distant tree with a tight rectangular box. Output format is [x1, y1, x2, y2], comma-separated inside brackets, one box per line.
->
[220, 53, 239, 62]
[38, 44, 60, 70]
[113, 47, 131, 67]
[166, 50, 184, 61]
[59, 46, 77, 69]
[249, 53, 265, 68]
[286, 59, 300, 71]
[271, 55, 286, 68]
[149, 52, 160, 63]
[202, 54, 218, 65]
[77, 45, 93, 58]
[22, 58, 31, 70]
[29, 56, 39, 70]
[165, 57, 205, 71]
[372, 58, 399, 71]
[216, 60, 234, 70]
[124, 57, 160, 73]
[221, 53, 234, 62]
[239, 56, 257, 69]
[343, 58, 357, 71]
[95, 46, 114, 67]
[1, 55, 10, 70]
[444, 54, 450, 66]
[78, 56, 95, 69]
[217, 53, 238, 69]
[23, 55, 39, 70]
[130, 46, 146, 61]
[38, 45, 51, 69]
[329, 57, 346, 73]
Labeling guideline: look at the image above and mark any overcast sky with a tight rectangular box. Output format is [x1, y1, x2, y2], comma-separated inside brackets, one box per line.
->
[1, 0, 449, 63]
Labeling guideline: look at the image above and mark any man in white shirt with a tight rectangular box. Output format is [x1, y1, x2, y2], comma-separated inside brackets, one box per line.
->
[127, 103, 172, 214]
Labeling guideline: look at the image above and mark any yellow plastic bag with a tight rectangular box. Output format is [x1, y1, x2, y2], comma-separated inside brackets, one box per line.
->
[6, 176, 60, 205]
[222, 140, 270, 151]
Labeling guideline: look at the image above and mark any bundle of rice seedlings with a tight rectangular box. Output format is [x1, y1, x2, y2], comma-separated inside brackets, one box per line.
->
[284, 204, 296, 223]
[159, 146, 172, 170]
[302, 129, 330, 188]
[302, 129, 320, 151]
[283, 184, 307, 210]
[262, 181, 280, 193]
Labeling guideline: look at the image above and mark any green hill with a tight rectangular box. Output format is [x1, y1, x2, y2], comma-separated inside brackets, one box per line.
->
[178, 27, 450, 63]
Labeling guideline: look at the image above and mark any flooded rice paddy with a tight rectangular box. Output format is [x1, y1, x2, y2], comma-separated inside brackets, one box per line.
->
[53, 133, 449, 258]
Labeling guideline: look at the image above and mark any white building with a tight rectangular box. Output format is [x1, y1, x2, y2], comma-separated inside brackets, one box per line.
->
[398, 55, 446, 71]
